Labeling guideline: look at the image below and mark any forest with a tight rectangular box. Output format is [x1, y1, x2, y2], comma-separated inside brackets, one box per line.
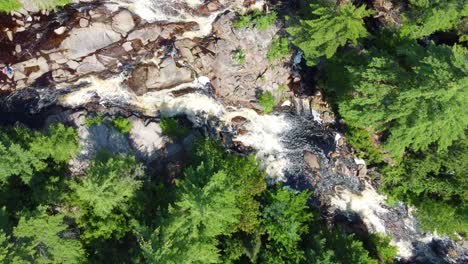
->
[0, 0, 466, 263]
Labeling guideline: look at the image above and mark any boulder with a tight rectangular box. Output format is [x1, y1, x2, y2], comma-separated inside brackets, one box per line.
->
[146, 58, 193, 90]
[76, 54, 106, 74]
[60, 22, 122, 60]
[112, 10, 135, 35]
[129, 117, 167, 162]
[304, 151, 321, 170]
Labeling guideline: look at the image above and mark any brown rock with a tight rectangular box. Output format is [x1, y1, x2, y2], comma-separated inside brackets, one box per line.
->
[304, 151, 321, 170]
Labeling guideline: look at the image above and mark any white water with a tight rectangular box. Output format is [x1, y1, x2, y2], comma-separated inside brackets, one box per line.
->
[110, 0, 265, 38]
[59, 76, 290, 181]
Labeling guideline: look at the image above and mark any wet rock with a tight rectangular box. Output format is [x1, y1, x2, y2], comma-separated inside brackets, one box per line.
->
[111, 10, 135, 36]
[60, 22, 122, 59]
[304, 151, 321, 170]
[357, 164, 367, 178]
[127, 64, 153, 96]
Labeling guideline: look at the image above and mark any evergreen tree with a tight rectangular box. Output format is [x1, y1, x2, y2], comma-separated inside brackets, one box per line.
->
[0, 124, 78, 184]
[287, 2, 373, 66]
[140, 163, 241, 263]
[260, 187, 312, 263]
[4, 206, 85, 263]
[339, 43, 467, 158]
[400, 0, 468, 39]
[70, 154, 143, 242]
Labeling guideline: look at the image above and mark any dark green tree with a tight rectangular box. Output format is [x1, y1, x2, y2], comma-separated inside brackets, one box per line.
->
[69, 154, 143, 242]
[400, 0, 468, 39]
[3, 206, 85, 263]
[287, 2, 373, 66]
[259, 187, 313, 263]
[339, 43, 467, 158]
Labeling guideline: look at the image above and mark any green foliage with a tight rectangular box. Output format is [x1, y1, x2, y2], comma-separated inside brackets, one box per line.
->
[345, 126, 384, 165]
[258, 91, 276, 114]
[287, 3, 373, 66]
[382, 139, 467, 236]
[140, 139, 267, 263]
[260, 187, 312, 263]
[233, 49, 246, 65]
[0, 0, 22, 12]
[233, 10, 277, 30]
[160, 117, 190, 138]
[70, 154, 143, 242]
[37, 0, 71, 10]
[400, 0, 468, 39]
[85, 114, 105, 128]
[5, 206, 85, 263]
[267, 37, 290, 60]
[112, 116, 132, 134]
[368, 234, 398, 264]
[0, 123, 79, 184]
[339, 43, 468, 158]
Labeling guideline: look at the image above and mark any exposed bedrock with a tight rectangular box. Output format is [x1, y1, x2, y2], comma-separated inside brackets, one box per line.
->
[0, 1, 466, 263]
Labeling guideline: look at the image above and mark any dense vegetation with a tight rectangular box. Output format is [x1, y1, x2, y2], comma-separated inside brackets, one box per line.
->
[0, 123, 396, 262]
[288, 0, 467, 237]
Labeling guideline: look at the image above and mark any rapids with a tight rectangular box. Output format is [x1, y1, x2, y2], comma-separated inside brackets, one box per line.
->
[1, 1, 465, 262]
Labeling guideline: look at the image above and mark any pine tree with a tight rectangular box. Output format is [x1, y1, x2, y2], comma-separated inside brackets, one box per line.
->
[339, 43, 468, 158]
[140, 163, 241, 263]
[260, 187, 312, 263]
[400, 0, 468, 39]
[5, 206, 85, 263]
[287, 3, 373, 66]
[70, 154, 143, 241]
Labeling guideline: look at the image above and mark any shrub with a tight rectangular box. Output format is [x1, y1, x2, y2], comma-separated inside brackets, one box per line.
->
[267, 37, 290, 60]
[0, 0, 22, 12]
[37, 0, 71, 10]
[258, 91, 276, 114]
[160, 117, 190, 138]
[112, 116, 132, 134]
[345, 126, 384, 165]
[85, 114, 105, 128]
[234, 10, 277, 30]
[233, 49, 246, 65]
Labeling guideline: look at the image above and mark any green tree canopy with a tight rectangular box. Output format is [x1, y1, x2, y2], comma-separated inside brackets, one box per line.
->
[287, 2, 373, 66]
[339, 43, 467, 158]
[3, 206, 85, 263]
[70, 154, 143, 242]
[400, 0, 468, 39]
[260, 187, 312, 263]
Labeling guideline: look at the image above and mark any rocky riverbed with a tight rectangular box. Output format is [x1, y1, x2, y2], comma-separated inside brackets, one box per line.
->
[0, 1, 466, 263]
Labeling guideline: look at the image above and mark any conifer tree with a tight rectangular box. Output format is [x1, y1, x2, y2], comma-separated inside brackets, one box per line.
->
[70, 154, 143, 241]
[140, 163, 241, 263]
[4, 206, 85, 263]
[339, 43, 467, 158]
[400, 0, 468, 39]
[287, 3, 373, 66]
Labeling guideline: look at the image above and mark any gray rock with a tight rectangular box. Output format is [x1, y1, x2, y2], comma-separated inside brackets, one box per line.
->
[79, 18, 89, 28]
[60, 22, 122, 60]
[147, 58, 193, 90]
[76, 54, 106, 74]
[129, 117, 167, 162]
[127, 24, 161, 45]
[111, 10, 135, 35]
